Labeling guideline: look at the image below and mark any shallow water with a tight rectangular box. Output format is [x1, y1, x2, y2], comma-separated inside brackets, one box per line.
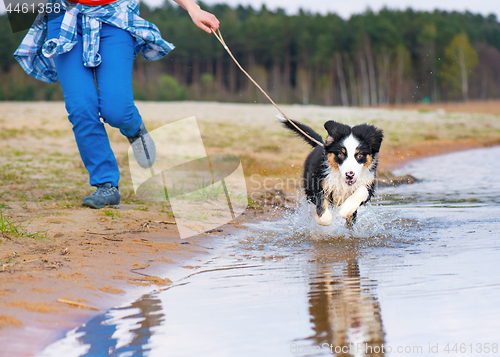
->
[40, 147, 500, 357]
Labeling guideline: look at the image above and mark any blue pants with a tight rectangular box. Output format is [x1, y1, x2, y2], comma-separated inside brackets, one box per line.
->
[48, 12, 142, 187]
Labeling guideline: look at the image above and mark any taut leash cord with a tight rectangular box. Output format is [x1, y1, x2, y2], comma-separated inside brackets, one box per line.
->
[211, 28, 325, 148]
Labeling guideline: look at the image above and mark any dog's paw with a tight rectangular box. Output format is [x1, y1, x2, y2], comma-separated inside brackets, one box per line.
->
[338, 186, 368, 218]
[314, 210, 333, 226]
[338, 200, 359, 219]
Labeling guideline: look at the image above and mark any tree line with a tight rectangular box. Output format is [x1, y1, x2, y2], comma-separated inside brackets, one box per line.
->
[1, 2, 500, 104]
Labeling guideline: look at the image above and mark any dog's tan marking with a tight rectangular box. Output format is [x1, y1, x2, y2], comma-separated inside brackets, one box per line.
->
[327, 153, 338, 169]
[342, 148, 346, 155]
[346, 216, 355, 229]
[322, 180, 330, 198]
[364, 154, 373, 168]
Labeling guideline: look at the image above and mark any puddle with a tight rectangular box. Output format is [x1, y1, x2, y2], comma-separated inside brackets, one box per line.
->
[39, 147, 500, 357]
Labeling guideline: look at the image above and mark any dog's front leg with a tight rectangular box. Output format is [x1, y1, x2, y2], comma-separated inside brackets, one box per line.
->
[338, 186, 369, 219]
[313, 194, 333, 226]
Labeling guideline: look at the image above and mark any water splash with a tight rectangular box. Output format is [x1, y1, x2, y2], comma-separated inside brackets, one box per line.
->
[277, 198, 417, 242]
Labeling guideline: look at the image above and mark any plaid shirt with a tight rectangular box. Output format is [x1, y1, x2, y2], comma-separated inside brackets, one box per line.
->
[14, 0, 175, 83]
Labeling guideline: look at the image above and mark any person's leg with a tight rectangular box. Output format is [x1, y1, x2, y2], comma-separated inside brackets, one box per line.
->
[48, 14, 120, 188]
[96, 23, 156, 169]
[95, 23, 140, 137]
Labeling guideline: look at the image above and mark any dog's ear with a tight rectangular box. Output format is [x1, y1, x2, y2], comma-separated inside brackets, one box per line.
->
[324, 121, 337, 147]
[324, 121, 351, 143]
[370, 128, 384, 153]
[324, 121, 339, 135]
[352, 124, 384, 153]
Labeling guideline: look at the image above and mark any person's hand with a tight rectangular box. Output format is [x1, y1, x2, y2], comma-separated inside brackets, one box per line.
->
[188, 6, 220, 33]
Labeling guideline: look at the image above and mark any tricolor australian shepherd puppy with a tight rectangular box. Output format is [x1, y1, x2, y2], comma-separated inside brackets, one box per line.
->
[277, 115, 383, 227]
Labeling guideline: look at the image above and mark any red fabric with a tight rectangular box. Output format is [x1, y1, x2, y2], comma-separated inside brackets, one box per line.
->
[66, 0, 117, 5]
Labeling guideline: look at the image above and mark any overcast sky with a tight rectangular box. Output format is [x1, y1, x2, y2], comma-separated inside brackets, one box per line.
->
[1, 0, 499, 19]
[164, 0, 499, 18]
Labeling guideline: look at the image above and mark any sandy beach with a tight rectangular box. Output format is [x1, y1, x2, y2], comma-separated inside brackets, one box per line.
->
[1, 101, 500, 356]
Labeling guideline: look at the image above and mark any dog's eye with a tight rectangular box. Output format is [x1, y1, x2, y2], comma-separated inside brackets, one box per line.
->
[356, 153, 364, 160]
[338, 153, 345, 159]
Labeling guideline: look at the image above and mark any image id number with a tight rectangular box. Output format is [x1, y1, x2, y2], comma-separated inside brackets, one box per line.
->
[6, 2, 62, 13]
[444, 343, 498, 354]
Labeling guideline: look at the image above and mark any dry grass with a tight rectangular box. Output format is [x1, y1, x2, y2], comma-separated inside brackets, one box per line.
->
[386, 99, 500, 116]
[1, 101, 500, 206]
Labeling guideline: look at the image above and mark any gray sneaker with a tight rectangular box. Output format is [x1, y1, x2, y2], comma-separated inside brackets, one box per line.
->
[127, 122, 156, 169]
[82, 183, 121, 209]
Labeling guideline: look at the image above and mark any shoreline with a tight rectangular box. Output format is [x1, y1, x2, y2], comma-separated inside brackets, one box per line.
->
[0, 209, 272, 357]
[377, 138, 496, 171]
[1, 101, 500, 356]
[1, 141, 490, 357]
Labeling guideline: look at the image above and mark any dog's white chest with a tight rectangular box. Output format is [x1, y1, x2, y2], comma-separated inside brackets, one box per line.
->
[323, 169, 357, 206]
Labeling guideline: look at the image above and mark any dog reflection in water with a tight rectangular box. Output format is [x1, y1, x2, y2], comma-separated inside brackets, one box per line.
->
[307, 260, 385, 355]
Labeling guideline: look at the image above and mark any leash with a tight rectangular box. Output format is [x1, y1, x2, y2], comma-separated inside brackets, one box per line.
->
[210, 28, 325, 148]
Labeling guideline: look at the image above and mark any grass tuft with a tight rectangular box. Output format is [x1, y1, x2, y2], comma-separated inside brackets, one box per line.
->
[0, 211, 48, 240]
[102, 208, 122, 218]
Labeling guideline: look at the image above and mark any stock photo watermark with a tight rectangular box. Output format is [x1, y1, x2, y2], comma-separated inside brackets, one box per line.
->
[3, 0, 64, 33]
[128, 116, 248, 239]
[290, 342, 500, 355]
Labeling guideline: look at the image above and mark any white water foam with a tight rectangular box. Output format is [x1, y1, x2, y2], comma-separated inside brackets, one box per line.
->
[277, 198, 407, 241]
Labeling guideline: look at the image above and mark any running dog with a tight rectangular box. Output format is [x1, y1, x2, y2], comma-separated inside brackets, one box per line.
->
[277, 115, 383, 227]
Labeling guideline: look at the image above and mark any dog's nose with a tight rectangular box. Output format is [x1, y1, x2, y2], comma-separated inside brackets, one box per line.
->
[346, 171, 355, 179]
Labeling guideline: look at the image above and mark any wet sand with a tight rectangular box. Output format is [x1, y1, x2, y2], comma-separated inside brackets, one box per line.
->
[1, 101, 500, 356]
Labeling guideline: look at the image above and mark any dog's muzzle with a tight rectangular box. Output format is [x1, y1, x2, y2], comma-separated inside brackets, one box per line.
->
[345, 171, 356, 186]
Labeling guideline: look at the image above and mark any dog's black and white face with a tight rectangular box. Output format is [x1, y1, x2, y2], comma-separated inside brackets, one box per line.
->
[324, 121, 383, 190]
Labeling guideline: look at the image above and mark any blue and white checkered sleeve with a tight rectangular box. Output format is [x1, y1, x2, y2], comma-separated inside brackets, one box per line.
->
[13, 12, 59, 83]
